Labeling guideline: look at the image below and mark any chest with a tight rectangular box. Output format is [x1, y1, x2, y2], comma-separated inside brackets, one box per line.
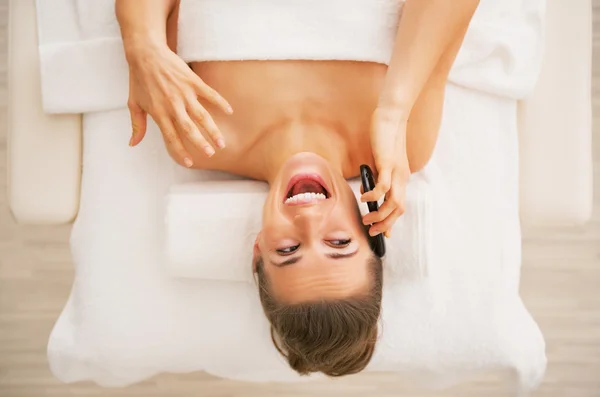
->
[189, 61, 384, 174]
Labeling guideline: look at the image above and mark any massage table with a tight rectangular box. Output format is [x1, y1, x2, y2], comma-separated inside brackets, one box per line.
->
[2, 0, 594, 393]
[6, 0, 594, 227]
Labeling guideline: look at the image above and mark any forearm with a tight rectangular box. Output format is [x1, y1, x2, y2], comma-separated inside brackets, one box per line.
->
[115, 0, 178, 61]
[378, 0, 479, 115]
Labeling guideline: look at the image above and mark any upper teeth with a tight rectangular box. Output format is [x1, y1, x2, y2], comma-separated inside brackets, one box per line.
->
[285, 192, 327, 204]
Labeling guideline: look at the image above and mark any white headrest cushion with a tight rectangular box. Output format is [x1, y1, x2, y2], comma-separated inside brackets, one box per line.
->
[165, 178, 431, 282]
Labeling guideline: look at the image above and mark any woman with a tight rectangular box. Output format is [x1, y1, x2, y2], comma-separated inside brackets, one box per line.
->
[116, 0, 479, 377]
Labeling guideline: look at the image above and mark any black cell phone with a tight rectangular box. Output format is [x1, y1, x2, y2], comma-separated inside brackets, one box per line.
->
[360, 164, 386, 258]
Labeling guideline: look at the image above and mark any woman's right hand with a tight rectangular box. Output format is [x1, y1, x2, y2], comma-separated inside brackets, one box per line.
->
[126, 41, 233, 167]
[360, 107, 410, 238]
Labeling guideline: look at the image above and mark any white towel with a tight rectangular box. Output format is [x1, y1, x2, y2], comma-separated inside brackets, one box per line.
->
[49, 86, 546, 393]
[35, 0, 545, 114]
[35, 0, 128, 113]
[164, 178, 432, 282]
[177, 0, 402, 64]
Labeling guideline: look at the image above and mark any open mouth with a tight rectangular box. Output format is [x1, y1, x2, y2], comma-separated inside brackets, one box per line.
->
[284, 174, 331, 205]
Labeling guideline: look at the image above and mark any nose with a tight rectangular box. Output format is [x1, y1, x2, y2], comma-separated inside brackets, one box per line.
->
[293, 208, 324, 239]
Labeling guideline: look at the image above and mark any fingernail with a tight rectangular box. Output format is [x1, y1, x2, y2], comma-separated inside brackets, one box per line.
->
[216, 138, 226, 149]
[183, 157, 193, 168]
[205, 146, 215, 157]
[226, 105, 233, 115]
[129, 136, 134, 146]
[369, 229, 378, 237]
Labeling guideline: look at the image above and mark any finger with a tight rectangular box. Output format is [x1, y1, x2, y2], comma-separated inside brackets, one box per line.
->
[157, 116, 194, 167]
[362, 197, 398, 225]
[369, 208, 403, 237]
[128, 101, 147, 147]
[173, 108, 216, 158]
[187, 100, 226, 150]
[361, 167, 392, 202]
[193, 78, 233, 115]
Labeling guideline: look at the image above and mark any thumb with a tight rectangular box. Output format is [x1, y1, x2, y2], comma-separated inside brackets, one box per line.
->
[375, 165, 393, 195]
[128, 102, 147, 147]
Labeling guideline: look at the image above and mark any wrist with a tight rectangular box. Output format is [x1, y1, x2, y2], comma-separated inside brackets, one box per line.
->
[122, 34, 168, 65]
[377, 89, 413, 115]
[373, 103, 410, 127]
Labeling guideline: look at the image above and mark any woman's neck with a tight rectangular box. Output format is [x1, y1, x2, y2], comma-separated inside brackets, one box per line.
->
[246, 121, 365, 184]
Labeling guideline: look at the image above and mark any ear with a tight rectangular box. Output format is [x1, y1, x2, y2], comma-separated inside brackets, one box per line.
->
[252, 232, 262, 272]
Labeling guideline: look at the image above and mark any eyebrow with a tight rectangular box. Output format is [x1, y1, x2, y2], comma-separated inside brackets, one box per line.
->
[272, 250, 359, 267]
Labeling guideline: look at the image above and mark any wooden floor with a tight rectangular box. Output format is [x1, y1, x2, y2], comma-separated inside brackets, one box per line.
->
[1, 2, 600, 397]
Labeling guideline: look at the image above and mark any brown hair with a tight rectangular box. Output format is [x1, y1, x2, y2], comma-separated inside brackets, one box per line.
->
[255, 253, 383, 377]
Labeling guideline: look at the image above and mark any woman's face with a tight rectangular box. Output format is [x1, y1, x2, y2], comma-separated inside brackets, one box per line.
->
[255, 152, 373, 303]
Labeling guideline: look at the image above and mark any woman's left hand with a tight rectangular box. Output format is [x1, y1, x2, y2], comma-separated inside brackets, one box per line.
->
[360, 107, 411, 238]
